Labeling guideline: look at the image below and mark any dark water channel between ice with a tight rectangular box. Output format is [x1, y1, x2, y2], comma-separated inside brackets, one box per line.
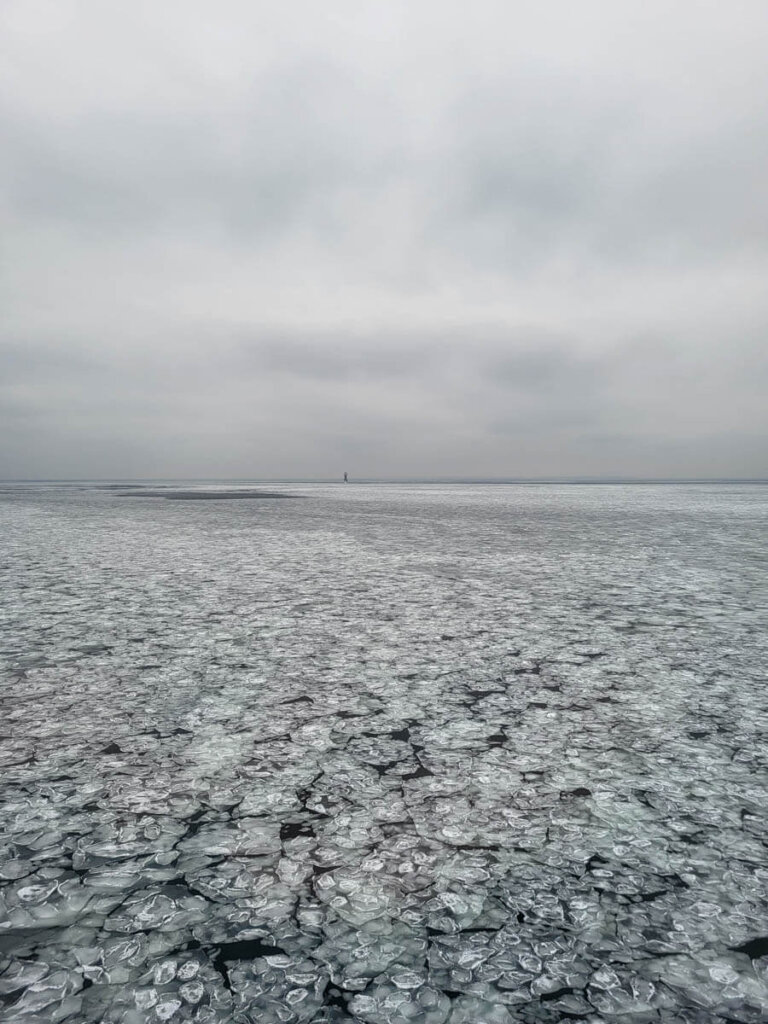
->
[1, 482, 767, 1023]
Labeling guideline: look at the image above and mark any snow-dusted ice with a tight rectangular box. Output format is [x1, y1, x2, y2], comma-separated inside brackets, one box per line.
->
[1, 481, 767, 1023]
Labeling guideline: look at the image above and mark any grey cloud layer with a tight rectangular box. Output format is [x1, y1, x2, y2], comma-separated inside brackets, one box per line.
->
[1, 1, 767, 477]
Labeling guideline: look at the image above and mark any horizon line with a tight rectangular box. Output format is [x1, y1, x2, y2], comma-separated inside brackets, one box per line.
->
[3, 476, 768, 485]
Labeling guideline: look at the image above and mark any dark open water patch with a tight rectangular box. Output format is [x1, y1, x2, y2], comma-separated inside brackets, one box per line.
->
[118, 489, 299, 500]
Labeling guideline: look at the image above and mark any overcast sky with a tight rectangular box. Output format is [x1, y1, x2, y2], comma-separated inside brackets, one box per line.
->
[1, 1, 767, 479]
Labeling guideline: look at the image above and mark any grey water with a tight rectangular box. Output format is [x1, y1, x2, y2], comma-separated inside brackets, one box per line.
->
[1, 481, 767, 1023]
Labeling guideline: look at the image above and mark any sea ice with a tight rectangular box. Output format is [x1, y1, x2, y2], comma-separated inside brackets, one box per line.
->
[1, 481, 767, 1022]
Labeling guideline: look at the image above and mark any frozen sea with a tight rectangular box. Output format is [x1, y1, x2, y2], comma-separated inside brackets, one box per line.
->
[1, 481, 767, 1024]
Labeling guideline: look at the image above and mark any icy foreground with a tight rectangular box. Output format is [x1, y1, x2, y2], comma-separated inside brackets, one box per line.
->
[1, 482, 767, 1024]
